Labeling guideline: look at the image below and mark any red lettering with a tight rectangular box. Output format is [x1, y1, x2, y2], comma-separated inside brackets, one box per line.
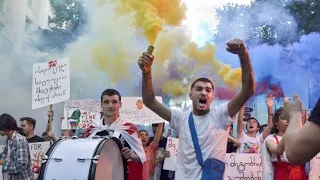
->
[168, 139, 177, 156]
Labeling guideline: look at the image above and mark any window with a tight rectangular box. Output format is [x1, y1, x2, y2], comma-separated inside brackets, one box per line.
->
[25, 16, 33, 33]
[0, 0, 4, 12]
[48, 16, 51, 27]
[28, 0, 33, 9]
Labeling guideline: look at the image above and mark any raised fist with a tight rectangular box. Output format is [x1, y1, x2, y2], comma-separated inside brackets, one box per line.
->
[138, 52, 154, 73]
[226, 39, 248, 56]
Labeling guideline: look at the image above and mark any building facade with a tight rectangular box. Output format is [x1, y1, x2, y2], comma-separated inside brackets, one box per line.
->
[0, 0, 51, 55]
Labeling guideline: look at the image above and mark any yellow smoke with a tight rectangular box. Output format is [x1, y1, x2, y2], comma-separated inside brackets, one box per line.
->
[66, 0, 242, 97]
[162, 80, 190, 96]
[184, 43, 242, 91]
[114, 0, 187, 45]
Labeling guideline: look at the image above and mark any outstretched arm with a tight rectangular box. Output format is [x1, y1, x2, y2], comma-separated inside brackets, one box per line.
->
[282, 95, 320, 165]
[237, 105, 245, 135]
[152, 123, 164, 148]
[139, 52, 171, 121]
[266, 138, 284, 155]
[262, 94, 274, 139]
[226, 39, 255, 117]
[228, 136, 241, 147]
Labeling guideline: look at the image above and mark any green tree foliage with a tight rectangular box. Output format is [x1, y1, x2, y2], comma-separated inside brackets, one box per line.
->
[215, 0, 320, 45]
[288, 0, 320, 35]
[30, 0, 87, 52]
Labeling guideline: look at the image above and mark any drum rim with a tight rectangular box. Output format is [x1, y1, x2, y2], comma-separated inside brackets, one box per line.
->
[88, 137, 128, 180]
[38, 138, 65, 180]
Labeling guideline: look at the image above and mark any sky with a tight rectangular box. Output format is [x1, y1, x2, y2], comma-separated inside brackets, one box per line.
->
[182, 0, 253, 45]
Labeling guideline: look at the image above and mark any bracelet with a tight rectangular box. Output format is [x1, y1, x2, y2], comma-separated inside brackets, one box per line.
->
[142, 71, 152, 78]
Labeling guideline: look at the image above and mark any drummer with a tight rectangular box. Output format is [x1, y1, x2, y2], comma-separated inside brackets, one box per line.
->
[85, 89, 148, 180]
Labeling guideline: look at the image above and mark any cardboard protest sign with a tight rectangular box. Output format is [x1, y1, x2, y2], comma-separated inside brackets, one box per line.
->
[0, 141, 50, 179]
[62, 97, 165, 129]
[32, 57, 70, 109]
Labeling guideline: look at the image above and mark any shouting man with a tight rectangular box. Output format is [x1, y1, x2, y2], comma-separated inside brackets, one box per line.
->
[138, 39, 255, 179]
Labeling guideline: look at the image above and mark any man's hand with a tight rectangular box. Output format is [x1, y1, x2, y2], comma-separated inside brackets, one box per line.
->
[48, 131, 59, 141]
[121, 147, 132, 160]
[283, 93, 303, 119]
[226, 39, 248, 57]
[138, 52, 154, 73]
[266, 93, 274, 108]
[158, 150, 171, 163]
[162, 151, 170, 158]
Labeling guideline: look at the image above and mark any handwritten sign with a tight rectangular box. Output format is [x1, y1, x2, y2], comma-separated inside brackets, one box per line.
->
[62, 97, 165, 129]
[163, 137, 179, 171]
[64, 109, 101, 129]
[162, 138, 262, 179]
[0, 141, 51, 179]
[120, 97, 165, 124]
[224, 153, 262, 180]
[32, 57, 70, 109]
[62, 99, 102, 130]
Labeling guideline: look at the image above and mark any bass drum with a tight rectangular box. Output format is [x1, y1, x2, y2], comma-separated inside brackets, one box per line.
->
[38, 136, 128, 180]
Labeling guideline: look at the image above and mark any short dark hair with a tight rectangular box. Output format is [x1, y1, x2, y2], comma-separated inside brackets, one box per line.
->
[20, 117, 36, 130]
[0, 113, 19, 131]
[139, 129, 149, 135]
[271, 107, 283, 134]
[259, 124, 267, 133]
[101, 89, 122, 102]
[191, 78, 214, 91]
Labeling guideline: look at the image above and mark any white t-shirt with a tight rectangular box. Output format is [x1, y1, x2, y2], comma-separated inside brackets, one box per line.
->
[170, 102, 234, 180]
[237, 132, 264, 153]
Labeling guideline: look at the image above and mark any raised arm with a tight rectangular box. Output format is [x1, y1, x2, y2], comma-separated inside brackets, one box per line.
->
[228, 136, 241, 147]
[226, 39, 255, 117]
[266, 138, 284, 155]
[237, 105, 245, 135]
[262, 94, 274, 139]
[152, 123, 164, 148]
[138, 52, 171, 121]
[282, 94, 320, 165]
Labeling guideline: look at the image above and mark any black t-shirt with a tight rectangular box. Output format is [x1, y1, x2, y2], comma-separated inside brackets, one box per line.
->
[27, 135, 45, 143]
[309, 98, 320, 125]
[226, 141, 237, 153]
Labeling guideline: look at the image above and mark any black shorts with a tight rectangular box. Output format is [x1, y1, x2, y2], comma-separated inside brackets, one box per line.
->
[308, 98, 320, 125]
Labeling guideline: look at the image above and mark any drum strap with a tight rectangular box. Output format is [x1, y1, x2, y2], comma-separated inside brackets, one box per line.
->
[113, 131, 121, 139]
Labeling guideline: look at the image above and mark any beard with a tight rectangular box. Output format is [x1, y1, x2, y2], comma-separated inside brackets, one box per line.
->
[18, 127, 26, 136]
[197, 108, 210, 115]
